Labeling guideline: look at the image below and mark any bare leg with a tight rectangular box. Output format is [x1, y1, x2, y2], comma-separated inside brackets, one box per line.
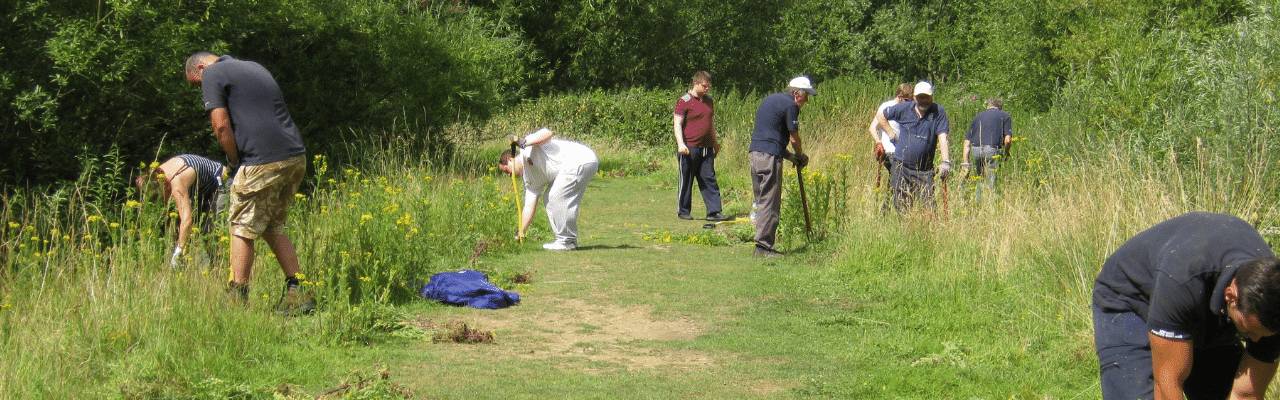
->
[263, 232, 301, 277]
[230, 232, 255, 284]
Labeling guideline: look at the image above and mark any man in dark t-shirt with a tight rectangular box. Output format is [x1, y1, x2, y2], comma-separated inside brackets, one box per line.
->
[1092, 212, 1280, 400]
[672, 71, 726, 221]
[962, 98, 1012, 201]
[747, 76, 813, 258]
[185, 51, 312, 314]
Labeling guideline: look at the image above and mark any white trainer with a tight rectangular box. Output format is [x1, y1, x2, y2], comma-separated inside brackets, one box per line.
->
[542, 242, 577, 251]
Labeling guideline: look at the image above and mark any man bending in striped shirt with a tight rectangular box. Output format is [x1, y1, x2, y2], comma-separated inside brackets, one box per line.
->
[135, 154, 227, 268]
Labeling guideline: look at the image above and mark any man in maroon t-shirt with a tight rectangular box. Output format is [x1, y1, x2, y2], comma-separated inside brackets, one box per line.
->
[673, 71, 727, 221]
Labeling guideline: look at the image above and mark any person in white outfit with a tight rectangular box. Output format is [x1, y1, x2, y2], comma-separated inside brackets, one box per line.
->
[499, 128, 600, 251]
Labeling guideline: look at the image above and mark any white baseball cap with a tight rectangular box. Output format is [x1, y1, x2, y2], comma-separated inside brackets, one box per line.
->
[788, 76, 816, 96]
[913, 81, 934, 96]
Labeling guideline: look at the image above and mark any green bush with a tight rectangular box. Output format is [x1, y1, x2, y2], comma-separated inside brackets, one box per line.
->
[0, 0, 534, 185]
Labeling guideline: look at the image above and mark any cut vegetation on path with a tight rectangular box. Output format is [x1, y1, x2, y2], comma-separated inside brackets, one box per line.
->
[387, 171, 1097, 399]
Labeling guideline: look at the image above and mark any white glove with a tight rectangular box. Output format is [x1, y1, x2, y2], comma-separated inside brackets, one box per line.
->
[170, 246, 183, 268]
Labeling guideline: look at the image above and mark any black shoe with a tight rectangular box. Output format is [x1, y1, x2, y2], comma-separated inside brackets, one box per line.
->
[753, 247, 784, 258]
[677, 213, 693, 220]
[706, 213, 732, 222]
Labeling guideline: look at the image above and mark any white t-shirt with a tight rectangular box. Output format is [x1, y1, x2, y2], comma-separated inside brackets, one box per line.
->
[520, 138, 598, 202]
[870, 99, 903, 154]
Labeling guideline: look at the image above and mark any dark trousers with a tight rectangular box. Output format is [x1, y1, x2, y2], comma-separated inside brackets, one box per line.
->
[749, 151, 782, 251]
[676, 146, 722, 216]
[1092, 305, 1239, 400]
[878, 153, 894, 214]
[890, 160, 934, 213]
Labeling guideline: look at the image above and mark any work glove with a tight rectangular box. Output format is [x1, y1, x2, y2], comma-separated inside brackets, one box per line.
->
[938, 160, 952, 180]
[873, 143, 886, 161]
[793, 153, 810, 169]
[170, 245, 183, 269]
[510, 135, 528, 150]
[215, 177, 233, 213]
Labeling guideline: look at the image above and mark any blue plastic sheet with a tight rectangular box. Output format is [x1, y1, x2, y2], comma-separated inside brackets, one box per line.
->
[420, 270, 521, 309]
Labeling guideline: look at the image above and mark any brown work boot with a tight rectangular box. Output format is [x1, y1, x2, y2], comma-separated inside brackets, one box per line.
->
[274, 284, 316, 316]
[226, 281, 249, 306]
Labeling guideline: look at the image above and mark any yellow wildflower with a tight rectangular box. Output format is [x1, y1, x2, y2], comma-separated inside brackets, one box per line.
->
[125, 200, 141, 209]
[87, 215, 102, 223]
[360, 214, 373, 224]
[61, 235, 71, 241]
[109, 222, 120, 229]
[327, 178, 337, 185]
[168, 212, 178, 218]
[295, 272, 306, 280]
[295, 193, 306, 201]
[6, 221, 18, 229]
[359, 276, 372, 283]
[149, 161, 160, 169]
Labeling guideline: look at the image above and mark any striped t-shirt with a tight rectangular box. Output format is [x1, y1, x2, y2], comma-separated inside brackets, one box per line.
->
[175, 154, 225, 212]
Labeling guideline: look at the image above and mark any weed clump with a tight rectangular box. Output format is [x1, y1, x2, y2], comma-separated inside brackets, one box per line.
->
[432, 320, 495, 344]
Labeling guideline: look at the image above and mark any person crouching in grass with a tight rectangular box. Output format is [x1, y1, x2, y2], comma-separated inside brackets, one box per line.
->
[1092, 212, 1280, 400]
[499, 128, 599, 251]
[134, 154, 227, 268]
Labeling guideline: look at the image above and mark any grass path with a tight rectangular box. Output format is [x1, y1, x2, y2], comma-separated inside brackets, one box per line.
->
[357, 172, 1096, 399]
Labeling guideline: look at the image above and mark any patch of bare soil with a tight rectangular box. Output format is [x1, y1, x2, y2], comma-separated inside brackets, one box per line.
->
[463, 298, 712, 371]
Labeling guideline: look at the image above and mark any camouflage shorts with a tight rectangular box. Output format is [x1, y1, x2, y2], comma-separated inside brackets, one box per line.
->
[229, 155, 306, 240]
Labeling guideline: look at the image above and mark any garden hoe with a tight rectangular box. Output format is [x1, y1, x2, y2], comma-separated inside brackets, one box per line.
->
[796, 161, 813, 241]
[510, 139, 523, 244]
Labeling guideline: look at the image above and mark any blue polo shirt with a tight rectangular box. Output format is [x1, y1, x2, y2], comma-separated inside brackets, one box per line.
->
[966, 108, 1012, 148]
[884, 101, 949, 170]
[748, 93, 800, 157]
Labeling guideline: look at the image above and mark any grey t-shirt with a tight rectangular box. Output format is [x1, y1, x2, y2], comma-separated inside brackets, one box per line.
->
[201, 56, 306, 166]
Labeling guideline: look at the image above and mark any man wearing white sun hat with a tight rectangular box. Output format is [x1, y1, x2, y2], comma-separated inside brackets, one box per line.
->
[874, 80, 952, 213]
[747, 76, 814, 258]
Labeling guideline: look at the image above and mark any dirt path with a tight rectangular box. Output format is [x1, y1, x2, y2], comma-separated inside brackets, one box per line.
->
[390, 174, 797, 398]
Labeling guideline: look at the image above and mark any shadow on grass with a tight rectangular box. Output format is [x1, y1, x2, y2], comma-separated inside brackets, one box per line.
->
[575, 244, 642, 251]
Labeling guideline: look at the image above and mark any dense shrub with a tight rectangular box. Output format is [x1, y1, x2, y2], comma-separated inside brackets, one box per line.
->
[0, 0, 534, 185]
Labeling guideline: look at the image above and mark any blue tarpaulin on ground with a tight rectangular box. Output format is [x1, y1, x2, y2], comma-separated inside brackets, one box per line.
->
[419, 270, 521, 309]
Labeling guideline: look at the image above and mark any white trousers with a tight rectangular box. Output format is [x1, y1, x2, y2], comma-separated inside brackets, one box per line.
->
[545, 161, 598, 244]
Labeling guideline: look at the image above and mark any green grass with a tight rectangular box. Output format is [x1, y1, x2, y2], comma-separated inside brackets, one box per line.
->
[2, 77, 1278, 398]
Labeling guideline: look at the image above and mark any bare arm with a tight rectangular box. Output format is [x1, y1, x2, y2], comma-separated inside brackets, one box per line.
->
[868, 112, 881, 142]
[938, 133, 950, 163]
[170, 182, 194, 250]
[875, 111, 897, 141]
[789, 131, 804, 155]
[518, 188, 539, 238]
[524, 127, 555, 146]
[673, 115, 689, 155]
[1230, 353, 1277, 400]
[210, 108, 238, 166]
[1150, 333, 1194, 400]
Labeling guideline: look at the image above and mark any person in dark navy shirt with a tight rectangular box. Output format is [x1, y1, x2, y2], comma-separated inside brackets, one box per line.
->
[873, 81, 952, 213]
[1092, 212, 1280, 400]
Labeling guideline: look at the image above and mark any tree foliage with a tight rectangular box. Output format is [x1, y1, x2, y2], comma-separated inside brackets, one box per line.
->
[0, 0, 534, 184]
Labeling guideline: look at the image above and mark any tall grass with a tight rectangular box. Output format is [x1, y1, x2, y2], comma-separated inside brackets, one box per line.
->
[0, 134, 525, 397]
